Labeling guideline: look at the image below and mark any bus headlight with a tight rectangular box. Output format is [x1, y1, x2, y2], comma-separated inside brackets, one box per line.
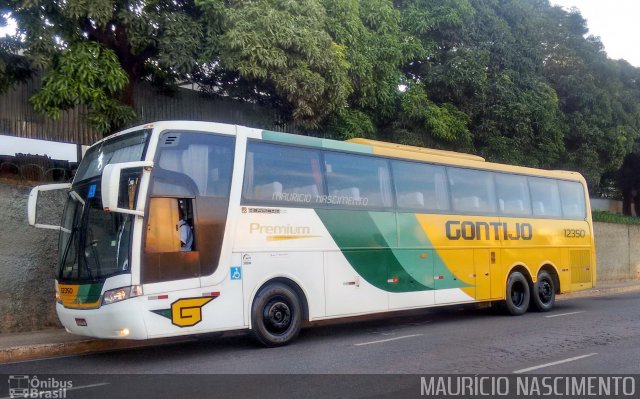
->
[102, 285, 143, 306]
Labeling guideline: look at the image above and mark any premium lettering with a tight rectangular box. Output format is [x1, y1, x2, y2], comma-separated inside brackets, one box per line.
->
[249, 223, 311, 235]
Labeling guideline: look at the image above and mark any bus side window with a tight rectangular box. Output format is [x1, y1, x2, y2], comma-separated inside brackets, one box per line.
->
[143, 197, 200, 283]
[153, 132, 234, 198]
[242, 142, 325, 206]
[495, 173, 532, 216]
[323, 152, 393, 209]
[528, 177, 562, 217]
[146, 198, 181, 253]
[448, 167, 497, 214]
[392, 160, 449, 212]
[558, 180, 586, 219]
[177, 198, 195, 251]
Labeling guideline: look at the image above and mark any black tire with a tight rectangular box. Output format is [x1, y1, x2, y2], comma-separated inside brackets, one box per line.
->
[250, 283, 302, 347]
[531, 270, 556, 312]
[504, 271, 530, 315]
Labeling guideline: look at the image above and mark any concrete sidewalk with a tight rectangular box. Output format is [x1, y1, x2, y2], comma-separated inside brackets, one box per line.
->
[1, 280, 638, 364]
[0, 329, 196, 363]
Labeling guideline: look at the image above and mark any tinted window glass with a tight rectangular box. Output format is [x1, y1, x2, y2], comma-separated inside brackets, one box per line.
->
[529, 177, 562, 217]
[559, 180, 586, 219]
[392, 161, 449, 211]
[495, 174, 532, 216]
[324, 152, 393, 208]
[153, 132, 234, 197]
[142, 197, 200, 283]
[448, 168, 497, 213]
[243, 142, 324, 205]
[76, 130, 149, 182]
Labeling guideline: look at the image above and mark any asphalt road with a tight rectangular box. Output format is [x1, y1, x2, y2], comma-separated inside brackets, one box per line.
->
[1, 291, 639, 398]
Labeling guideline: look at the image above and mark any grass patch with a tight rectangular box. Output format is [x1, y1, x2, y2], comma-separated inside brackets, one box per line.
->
[592, 210, 640, 225]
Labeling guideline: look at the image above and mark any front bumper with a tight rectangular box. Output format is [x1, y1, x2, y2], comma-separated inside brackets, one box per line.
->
[56, 297, 147, 339]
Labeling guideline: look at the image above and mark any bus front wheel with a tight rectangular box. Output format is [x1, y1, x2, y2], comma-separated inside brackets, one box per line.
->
[531, 270, 555, 312]
[504, 271, 530, 315]
[250, 283, 302, 347]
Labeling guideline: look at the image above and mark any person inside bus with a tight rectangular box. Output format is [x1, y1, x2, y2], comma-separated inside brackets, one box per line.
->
[178, 206, 193, 252]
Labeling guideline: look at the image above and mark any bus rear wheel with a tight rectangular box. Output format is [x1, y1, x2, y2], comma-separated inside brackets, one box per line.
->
[531, 270, 555, 312]
[504, 271, 530, 315]
[250, 283, 302, 347]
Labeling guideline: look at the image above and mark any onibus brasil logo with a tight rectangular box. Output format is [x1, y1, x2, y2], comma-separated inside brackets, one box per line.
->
[8, 375, 72, 398]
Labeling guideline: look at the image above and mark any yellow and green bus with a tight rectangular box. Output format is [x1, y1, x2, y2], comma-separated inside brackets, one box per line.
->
[28, 121, 595, 346]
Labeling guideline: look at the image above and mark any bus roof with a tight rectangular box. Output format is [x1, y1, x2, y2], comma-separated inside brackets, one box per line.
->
[347, 138, 486, 162]
[102, 122, 586, 185]
[259, 129, 584, 183]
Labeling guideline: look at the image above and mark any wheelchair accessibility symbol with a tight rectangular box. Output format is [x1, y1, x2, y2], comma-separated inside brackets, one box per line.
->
[230, 266, 242, 280]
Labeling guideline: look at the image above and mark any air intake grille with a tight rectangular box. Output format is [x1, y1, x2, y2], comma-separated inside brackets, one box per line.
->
[162, 134, 179, 147]
[570, 250, 592, 284]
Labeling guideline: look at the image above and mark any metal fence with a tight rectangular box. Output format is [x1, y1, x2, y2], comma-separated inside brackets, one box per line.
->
[0, 153, 72, 182]
[0, 77, 295, 146]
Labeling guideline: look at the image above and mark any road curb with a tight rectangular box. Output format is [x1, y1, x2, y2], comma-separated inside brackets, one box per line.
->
[557, 283, 640, 300]
[0, 336, 191, 364]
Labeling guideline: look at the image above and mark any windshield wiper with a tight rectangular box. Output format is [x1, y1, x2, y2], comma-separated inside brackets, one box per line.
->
[59, 226, 77, 278]
[86, 229, 102, 277]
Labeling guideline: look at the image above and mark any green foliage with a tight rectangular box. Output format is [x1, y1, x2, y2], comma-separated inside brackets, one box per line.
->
[592, 210, 640, 225]
[397, 0, 640, 193]
[197, 0, 419, 130]
[199, 0, 351, 128]
[31, 42, 134, 133]
[3, 0, 640, 193]
[7, 0, 203, 133]
[396, 82, 471, 146]
[328, 109, 376, 139]
[0, 36, 32, 93]
[323, 0, 423, 122]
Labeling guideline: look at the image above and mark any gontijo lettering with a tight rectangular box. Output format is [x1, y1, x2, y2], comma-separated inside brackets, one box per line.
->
[446, 220, 533, 241]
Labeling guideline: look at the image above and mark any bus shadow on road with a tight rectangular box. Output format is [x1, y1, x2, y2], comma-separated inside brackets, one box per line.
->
[76, 299, 594, 364]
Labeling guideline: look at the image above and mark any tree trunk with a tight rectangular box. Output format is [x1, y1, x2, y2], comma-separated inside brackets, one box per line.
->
[622, 187, 633, 216]
[121, 74, 136, 108]
[634, 191, 640, 217]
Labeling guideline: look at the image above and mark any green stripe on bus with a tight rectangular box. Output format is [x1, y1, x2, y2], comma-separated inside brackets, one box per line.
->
[261, 131, 373, 154]
[76, 282, 104, 303]
[397, 213, 469, 290]
[315, 209, 469, 292]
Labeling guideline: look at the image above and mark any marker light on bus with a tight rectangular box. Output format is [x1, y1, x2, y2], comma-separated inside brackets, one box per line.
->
[54, 282, 61, 304]
[102, 286, 143, 306]
[116, 328, 130, 337]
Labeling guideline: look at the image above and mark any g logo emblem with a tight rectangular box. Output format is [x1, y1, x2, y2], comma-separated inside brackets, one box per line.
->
[170, 297, 214, 327]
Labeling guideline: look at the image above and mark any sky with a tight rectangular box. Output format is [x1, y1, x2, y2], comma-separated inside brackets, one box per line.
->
[550, 0, 640, 67]
[1, 1, 639, 160]
[0, 135, 79, 162]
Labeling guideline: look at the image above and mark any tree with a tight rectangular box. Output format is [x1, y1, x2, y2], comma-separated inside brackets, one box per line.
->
[617, 152, 640, 216]
[195, 0, 422, 133]
[0, 11, 31, 92]
[4, 0, 640, 198]
[6, 0, 203, 133]
[196, 0, 352, 130]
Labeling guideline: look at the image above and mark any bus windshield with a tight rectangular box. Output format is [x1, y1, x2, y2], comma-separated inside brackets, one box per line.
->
[58, 130, 149, 282]
[58, 181, 134, 283]
[75, 130, 149, 183]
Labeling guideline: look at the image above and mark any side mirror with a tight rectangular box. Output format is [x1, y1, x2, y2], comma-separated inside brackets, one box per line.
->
[28, 183, 72, 230]
[102, 161, 154, 217]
